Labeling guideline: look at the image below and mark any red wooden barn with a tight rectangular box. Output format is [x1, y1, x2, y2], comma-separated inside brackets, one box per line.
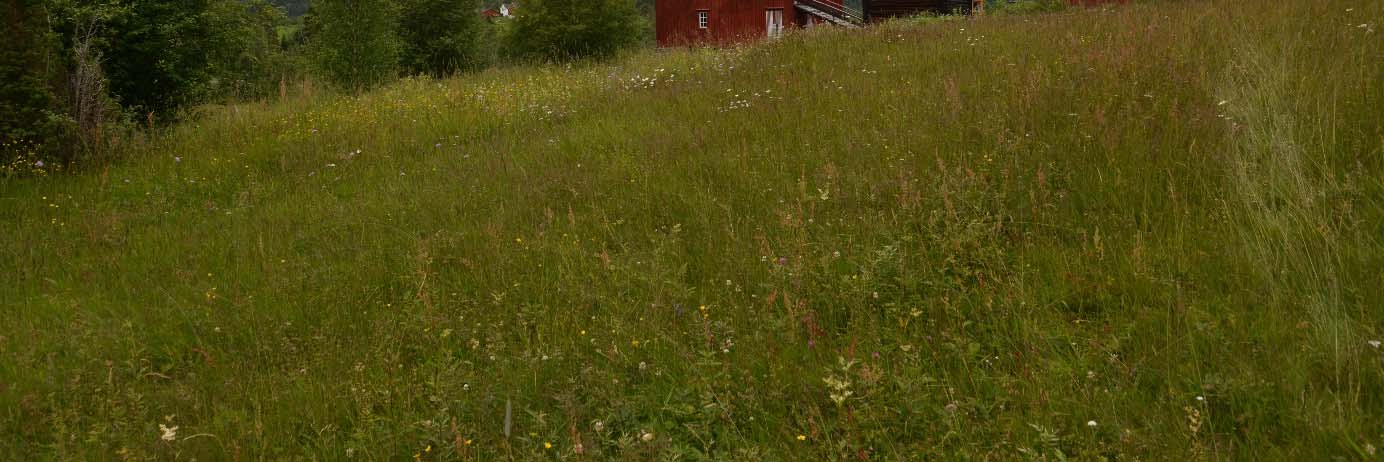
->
[657, 0, 1127, 47]
[656, 0, 865, 46]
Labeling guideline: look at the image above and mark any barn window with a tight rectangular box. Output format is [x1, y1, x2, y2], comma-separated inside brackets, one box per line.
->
[697, 11, 709, 29]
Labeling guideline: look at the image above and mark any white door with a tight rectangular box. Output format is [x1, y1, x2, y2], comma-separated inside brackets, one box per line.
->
[766, 9, 784, 38]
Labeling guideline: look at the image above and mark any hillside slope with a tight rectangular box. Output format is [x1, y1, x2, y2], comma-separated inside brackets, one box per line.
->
[2, 1, 1382, 459]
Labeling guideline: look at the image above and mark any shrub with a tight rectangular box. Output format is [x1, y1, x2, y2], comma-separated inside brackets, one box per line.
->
[79, 0, 286, 115]
[398, 0, 484, 76]
[307, 0, 402, 90]
[504, 0, 642, 62]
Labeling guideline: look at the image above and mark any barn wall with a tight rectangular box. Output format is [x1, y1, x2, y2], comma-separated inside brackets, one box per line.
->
[657, 0, 806, 46]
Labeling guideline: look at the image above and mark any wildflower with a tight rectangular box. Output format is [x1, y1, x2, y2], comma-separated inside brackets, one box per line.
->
[641, 431, 655, 442]
[1087, 420, 1098, 428]
[543, 442, 552, 449]
[33, 160, 44, 168]
[1366, 443, 1376, 456]
[592, 421, 604, 432]
[159, 424, 178, 442]
[346, 447, 355, 458]
[796, 434, 807, 441]
[1369, 340, 1381, 349]
[174, 156, 182, 163]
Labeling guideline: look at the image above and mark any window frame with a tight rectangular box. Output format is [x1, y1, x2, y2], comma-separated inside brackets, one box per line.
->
[765, 8, 784, 38]
[697, 10, 709, 29]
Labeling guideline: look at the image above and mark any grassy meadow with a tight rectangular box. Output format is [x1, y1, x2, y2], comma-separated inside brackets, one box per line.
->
[3, 0, 1383, 459]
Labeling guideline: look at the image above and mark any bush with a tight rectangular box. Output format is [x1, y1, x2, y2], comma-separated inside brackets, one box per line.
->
[504, 0, 642, 62]
[77, 0, 287, 115]
[398, 0, 484, 76]
[307, 0, 402, 91]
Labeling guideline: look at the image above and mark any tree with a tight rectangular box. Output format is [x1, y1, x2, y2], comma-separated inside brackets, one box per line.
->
[216, 0, 297, 99]
[307, 0, 401, 90]
[83, 0, 263, 115]
[2, 0, 72, 169]
[398, 0, 483, 77]
[504, 0, 642, 62]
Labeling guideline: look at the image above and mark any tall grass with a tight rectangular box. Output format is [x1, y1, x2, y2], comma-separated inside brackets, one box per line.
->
[1, 0, 1381, 459]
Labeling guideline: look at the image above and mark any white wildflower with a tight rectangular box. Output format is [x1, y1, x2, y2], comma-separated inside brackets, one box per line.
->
[159, 424, 178, 442]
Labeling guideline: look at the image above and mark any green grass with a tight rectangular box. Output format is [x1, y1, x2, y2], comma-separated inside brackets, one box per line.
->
[3, 0, 1382, 459]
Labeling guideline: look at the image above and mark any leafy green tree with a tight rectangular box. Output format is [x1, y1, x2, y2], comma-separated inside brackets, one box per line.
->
[504, 0, 642, 62]
[398, 0, 483, 76]
[307, 0, 401, 90]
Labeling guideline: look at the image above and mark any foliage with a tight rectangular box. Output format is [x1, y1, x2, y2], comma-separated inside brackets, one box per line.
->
[270, 0, 310, 17]
[504, 0, 642, 62]
[1, 0, 72, 170]
[2, 0, 1383, 459]
[224, 0, 301, 98]
[306, 0, 402, 90]
[986, 0, 1068, 14]
[67, 0, 288, 115]
[398, 0, 485, 76]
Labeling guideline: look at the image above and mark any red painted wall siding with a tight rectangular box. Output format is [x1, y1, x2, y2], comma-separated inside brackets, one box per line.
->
[658, 0, 832, 46]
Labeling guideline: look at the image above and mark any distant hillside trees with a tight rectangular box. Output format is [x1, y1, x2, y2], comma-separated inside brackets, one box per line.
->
[398, 0, 484, 76]
[306, 0, 401, 90]
[504, 0, 642, 62]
